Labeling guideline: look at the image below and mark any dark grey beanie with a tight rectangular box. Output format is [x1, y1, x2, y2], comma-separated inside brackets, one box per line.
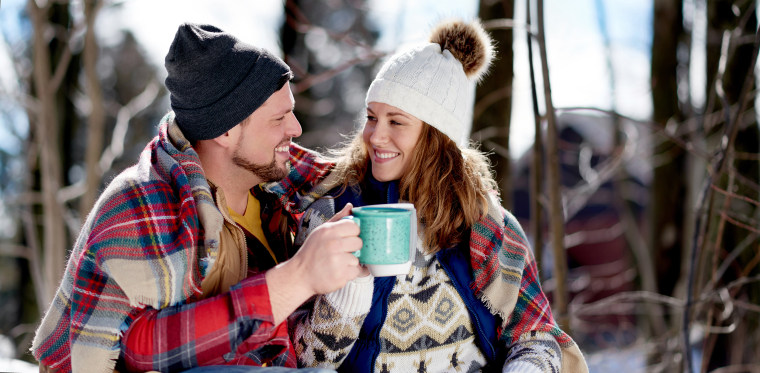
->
[165, 23, 293, 142]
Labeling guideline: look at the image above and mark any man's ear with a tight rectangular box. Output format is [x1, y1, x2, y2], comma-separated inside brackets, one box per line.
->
[211, 125, 240, 149]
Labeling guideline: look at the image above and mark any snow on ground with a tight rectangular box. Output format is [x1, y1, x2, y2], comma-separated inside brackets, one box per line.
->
[0, 357, 38, 373]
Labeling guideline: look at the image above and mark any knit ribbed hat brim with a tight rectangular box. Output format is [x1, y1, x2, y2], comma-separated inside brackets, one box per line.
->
[365, 44, 474, 147]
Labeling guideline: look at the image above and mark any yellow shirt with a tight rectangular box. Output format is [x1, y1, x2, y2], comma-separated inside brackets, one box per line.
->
[228, 191, 277, 264]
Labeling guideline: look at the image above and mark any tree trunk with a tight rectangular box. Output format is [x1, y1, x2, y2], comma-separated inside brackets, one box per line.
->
[525, 0, 544, 274]
[27, 0, 69, 304]
[81, 0, 105, 217]
[650, 0, 686, 302]
[476, 0, 514, 209]
[650, 2, 688, 370]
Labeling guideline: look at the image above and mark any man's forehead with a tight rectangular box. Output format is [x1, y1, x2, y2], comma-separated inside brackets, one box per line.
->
[261, 99, 294, 117]
[261, 84, 294, 109]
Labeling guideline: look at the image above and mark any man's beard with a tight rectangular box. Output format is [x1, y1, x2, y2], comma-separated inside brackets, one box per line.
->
[232, 150, 289, 183]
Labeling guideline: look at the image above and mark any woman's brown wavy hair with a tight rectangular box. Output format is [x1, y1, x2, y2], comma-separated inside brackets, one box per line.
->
[329, 122, 498, 254]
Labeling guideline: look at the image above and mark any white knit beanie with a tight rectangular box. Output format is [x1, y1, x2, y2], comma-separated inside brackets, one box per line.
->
[365, 20, 494, 147]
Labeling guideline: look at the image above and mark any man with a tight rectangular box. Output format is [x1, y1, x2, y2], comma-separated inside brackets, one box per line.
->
[31, 23, 364, 372]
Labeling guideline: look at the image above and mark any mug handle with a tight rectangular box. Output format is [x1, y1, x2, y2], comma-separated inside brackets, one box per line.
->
[341, 215, 361, 258]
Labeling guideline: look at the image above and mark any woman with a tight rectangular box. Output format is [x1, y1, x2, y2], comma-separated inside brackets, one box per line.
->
[290, 19, 588, 372]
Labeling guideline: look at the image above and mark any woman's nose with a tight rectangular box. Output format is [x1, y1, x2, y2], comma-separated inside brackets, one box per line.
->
[369, 123, 388, 144]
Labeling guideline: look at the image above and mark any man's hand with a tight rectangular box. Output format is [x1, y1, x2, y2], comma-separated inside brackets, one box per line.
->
[292, 203, 364, 294]
[266, 203, 364, 324]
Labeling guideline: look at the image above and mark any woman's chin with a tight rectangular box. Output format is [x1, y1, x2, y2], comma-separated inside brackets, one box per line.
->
[371, 172, 400, 182]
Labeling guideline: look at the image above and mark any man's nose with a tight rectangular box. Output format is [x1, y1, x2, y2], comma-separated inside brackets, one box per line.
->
[286, 113, 302, 138]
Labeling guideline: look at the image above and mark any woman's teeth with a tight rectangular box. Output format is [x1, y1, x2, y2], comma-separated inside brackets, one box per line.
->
[377, 151, 399, 159]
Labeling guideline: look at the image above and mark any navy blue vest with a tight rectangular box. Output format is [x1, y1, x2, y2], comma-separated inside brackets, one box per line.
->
[330, 177, 506, 372]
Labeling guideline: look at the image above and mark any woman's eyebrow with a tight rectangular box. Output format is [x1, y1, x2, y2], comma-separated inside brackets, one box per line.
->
[386, 111, 411, 119]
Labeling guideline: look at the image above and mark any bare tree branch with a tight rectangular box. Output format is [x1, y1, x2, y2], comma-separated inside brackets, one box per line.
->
[0, 244, 31, 259]
[535, 0, 570, 332]
[100, 80, 161, 171]
[57, 79, 161, 207]
[292, 51, 385, 94]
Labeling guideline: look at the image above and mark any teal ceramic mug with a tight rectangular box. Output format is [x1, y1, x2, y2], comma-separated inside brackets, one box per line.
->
[344, 204, 416, 276]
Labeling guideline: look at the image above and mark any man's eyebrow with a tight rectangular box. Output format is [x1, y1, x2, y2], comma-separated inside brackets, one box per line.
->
[274, 106, 294, 117]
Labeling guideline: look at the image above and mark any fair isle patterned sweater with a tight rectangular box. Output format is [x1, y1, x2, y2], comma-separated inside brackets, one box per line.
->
[296, 241, 493, 372]
[290, 179, 589, 373]
[376, 245, 487, 372]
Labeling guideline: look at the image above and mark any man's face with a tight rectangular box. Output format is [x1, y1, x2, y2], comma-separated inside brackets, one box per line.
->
[232, 83, 301, 184]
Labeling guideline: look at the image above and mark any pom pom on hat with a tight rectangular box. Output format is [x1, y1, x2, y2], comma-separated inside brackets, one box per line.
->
[365, 19, 494, 147]
[429, 19, 494, 81]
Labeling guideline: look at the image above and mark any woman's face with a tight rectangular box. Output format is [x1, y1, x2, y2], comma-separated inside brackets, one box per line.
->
[363, 102, 424, 182]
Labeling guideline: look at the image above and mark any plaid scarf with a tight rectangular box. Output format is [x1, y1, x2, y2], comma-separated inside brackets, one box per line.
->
[31, 112, 331, 373]
[473, 194, 587, 371]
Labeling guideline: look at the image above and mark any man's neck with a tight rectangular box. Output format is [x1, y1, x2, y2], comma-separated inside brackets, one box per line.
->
[222, 184, 252, 216]
[207, 170, 260, 215]
[197, 147, 261, 216]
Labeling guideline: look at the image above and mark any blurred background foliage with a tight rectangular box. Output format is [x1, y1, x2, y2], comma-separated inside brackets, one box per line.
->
[0, 0, 758, 371]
